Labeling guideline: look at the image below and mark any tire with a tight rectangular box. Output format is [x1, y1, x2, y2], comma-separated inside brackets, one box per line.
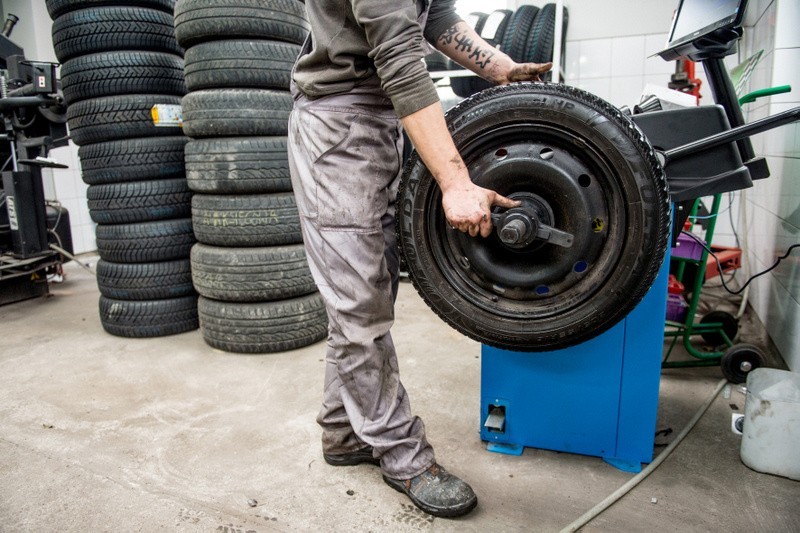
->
[79, 136, 188, 185]
[500, 5, 539, 63]
[397, 83, 670, 352]
[87, 178, 192, 224]
[96, 258, 194, 300]
[191, 243, 316, 302]
[198, 293, 327, 354]
[51, 6, 183, 62]
[721, 343, 764, 384]
[181, 89, 292, 138]
[699, 310, 739, 347]
[99, 295, 198, 338]
[479, 9, 513, 44]
[464, 12, 489, 35]
[96, 218, 196, 262]
[451, 76, 492, 99]
[173, 0, 309, 48]
[46, 0, 176, 19]
[191, 193, 302, 246]
[185, 137, 291, 194]
[60, 51, 186, 105]
[184, 40, 299, 91]
[524, 3, 569, 79]
[67, 94, 183, 146]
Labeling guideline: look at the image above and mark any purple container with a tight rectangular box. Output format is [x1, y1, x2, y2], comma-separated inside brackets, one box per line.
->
[666, 293, 689, 322]
[672, 233, 705, 261]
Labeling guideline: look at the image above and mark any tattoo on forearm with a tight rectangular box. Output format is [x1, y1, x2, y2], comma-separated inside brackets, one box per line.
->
[438, 24, 495, 70]
[469, 47, 494, 69]
[439, 25, 458, 46]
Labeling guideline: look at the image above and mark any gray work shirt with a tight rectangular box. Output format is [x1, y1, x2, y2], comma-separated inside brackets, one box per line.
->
[292, 0, 461, 118]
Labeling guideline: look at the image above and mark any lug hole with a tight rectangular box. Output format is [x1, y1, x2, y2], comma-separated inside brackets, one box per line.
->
[578, 174, 591, 187]
[592, 218, 604, 233]
[535, 285, 550, 295]
[539, 148, 554, 160]
[495, 148, 508, 159]
[574, 261, 588, 273]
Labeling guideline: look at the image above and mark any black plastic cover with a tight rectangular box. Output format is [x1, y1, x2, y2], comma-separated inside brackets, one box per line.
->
[632, 105, 753, 202]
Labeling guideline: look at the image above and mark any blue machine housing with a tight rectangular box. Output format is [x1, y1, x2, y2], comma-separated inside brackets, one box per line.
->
[480, 251, 671, 473]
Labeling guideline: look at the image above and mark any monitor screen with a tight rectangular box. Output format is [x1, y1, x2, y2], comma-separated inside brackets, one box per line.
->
[666, 0, 746, 48]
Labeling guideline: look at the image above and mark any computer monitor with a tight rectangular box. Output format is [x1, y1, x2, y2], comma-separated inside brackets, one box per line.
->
[658, 0, 748, 61]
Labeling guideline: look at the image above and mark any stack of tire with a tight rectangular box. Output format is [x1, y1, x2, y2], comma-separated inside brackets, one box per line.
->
[447, 4, 568, 99]
[48, 0, 199, 338]
[173, 0, 327, 354]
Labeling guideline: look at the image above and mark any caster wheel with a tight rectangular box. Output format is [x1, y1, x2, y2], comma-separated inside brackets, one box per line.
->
[700, 310, 739, 346]
[721, 343, 764, 384]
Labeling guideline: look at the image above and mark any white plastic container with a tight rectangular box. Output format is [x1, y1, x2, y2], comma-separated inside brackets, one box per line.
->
[740, 368, 800, 480]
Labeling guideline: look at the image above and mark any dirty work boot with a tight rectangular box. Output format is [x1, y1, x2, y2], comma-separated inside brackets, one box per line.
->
[323, 446, 380, 467]
[383, 464, 477, 518]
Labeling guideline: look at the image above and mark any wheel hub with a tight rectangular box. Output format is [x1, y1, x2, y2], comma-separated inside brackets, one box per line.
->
[491, 192, 574, 250]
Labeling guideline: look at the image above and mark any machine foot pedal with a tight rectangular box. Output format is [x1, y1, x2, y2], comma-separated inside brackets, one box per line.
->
[486, 442, 524, 456]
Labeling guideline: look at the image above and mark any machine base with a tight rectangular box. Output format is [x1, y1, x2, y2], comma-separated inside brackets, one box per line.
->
[480, 255, 670, 472]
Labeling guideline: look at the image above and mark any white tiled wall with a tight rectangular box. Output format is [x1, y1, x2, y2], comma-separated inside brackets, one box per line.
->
[737, 0, 800, 370]
[43, 145, 95, 255]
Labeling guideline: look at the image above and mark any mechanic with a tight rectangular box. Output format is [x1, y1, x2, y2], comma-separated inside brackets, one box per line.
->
[287, 0, 551, 518]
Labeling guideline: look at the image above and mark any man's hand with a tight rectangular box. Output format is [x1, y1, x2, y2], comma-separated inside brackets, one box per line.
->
[500, 61, 553, 84]
[441, 180, 519, 238]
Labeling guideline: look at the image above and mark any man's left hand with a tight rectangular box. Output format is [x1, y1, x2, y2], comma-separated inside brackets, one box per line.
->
[499, 62, 553, 84]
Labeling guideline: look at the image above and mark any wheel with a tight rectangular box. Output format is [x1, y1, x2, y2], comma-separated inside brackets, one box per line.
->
[198, 293, 327, 354]
[185, 137, 291, 194]
[173, 0, 309, 47]
[397, 83, 670, 352]
[66, 94, 183, 146]
[96, 218, 196, 262]
[87, 178, 192, 224]
[51, 6, 182, 62]
[79, 137, 188, 184]
[96, 258, 194, 300]
[191, 193, 302, 246]
[184, 40, 299, 91]
[60, 51, 186, 105]
[99, 295, 198, 338]
[699, 310, 739, 347]
[181, 89, 292, 138]
[721, 343, 764, 384]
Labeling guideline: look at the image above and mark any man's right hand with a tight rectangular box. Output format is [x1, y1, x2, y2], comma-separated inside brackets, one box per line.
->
[441, 179, 519, 238]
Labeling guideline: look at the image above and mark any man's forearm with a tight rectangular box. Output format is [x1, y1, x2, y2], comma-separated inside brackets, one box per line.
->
[434, 21, 552, 85]
[435, 21, 514, 84]
[400, 101, 470, 193]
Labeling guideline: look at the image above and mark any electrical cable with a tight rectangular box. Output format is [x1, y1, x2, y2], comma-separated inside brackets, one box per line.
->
[735, 190, 751, 319]
[49, 243, 95, 276]
[559, 378, 728, 533]
[681, 230, 799, 295]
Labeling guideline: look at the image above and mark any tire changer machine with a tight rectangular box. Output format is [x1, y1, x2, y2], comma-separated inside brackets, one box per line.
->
[0, 14, 73, 306]
[399, 0, 798, 473]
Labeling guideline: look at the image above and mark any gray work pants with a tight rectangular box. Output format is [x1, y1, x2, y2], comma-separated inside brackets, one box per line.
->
[287, 89, 436, 479]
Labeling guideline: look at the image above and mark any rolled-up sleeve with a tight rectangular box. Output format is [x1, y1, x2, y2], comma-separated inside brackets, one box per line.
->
[352, 0, 455, 117]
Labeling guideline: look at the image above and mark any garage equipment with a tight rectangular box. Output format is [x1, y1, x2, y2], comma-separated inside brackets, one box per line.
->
[0, 14, 71, 305]
[399, 0, 798, 469]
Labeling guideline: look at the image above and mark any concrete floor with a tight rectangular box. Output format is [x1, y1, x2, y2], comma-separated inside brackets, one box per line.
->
[1, 257, 798, 532]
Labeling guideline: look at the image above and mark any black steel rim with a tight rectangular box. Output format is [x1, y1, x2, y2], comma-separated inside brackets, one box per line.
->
[425, 122, 632, 320]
